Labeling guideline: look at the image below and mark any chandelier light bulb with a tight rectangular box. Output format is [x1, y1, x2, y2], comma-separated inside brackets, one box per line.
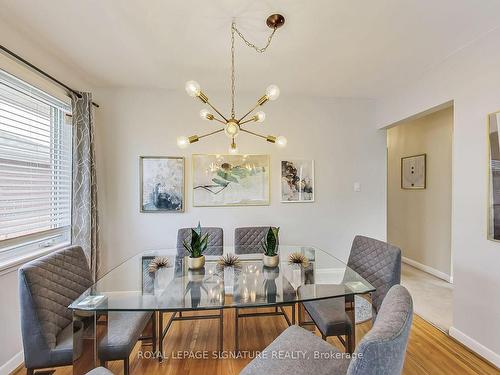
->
[265, 84, 280, 101]
[177, 136, 189, 149]
[276, 135, 287, 147]
[255, 111, 266, 123]
[185, 80, 201, 97]
[229, 141, 238, 154]
[200, 108, 212, 120]
[225, 121, 240, 138]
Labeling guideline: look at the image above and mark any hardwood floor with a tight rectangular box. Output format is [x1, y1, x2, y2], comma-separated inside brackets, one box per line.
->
[16, 308, 498, 375]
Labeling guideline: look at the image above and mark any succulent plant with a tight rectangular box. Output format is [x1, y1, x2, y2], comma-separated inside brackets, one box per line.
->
[183, 222, 209, 258]
[217, 253, 242, 269]
[261, 227, 280, 257]
[288, 252, 309, 268]
[148, 256, 171, 273]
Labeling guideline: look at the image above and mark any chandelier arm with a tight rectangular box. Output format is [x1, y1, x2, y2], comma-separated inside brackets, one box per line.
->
[212, 117, 227, 125]
[205, 100, 229, 122]
[199, 128, 225, 139]
[240, 128, 267, 140]
[239, 117, 257, 126]
[238, 101, 263, 123]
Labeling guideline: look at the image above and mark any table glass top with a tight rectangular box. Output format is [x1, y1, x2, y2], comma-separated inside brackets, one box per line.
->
[70, 245, 375, 311]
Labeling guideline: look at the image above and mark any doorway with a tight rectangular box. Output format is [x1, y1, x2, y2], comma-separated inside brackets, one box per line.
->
[386, 104, 453, 332]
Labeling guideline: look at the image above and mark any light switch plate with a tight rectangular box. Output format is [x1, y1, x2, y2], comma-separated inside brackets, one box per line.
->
[354, 182, 361, 192]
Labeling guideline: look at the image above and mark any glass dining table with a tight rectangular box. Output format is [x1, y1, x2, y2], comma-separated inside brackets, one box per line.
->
[69, 245, 375, 374]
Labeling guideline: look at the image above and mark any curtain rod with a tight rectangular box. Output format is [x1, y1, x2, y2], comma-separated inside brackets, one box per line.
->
[0, 44, 99, 108]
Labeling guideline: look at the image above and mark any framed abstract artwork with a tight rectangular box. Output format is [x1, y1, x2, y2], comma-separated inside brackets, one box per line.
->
[401, 154, 426, 189]
[192, 154, 270, 206]
[281, 159, 315, 202]
[488, 110, 500, 241]
[140, 156, 185, 212]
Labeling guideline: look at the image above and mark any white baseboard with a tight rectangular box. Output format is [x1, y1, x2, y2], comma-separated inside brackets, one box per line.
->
[402, 256, 453, 283]
[449, 327, 500, 369]
[0, 350, 23, 375]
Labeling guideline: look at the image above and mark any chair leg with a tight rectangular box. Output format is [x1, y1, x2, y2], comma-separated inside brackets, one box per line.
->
[26, 369, 34, 375]
[321, 333, 327, 341]
[219, 309, 224, 353]
[124, 357, 130, 375]
[346, 332, 355, 354]
[100, 359, 107, 367]
[235, 307, 239, 352]
[158, 311, 163, 362]
[152, 311, 157, 355]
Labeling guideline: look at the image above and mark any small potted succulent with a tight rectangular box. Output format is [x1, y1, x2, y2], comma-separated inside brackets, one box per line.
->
[183, 222, 209, 270]
[261, 227, 280, 268]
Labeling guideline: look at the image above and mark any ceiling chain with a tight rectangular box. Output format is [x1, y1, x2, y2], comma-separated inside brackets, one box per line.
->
[230, 21, 278, 119]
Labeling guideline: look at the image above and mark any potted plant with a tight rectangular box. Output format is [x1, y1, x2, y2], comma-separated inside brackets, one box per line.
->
[183, 222, 209, 269]
[261, 227, 280, 267]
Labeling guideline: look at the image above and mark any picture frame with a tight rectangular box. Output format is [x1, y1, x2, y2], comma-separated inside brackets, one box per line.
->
[281, 159, 315, 202]
[401, 154, 426, 189]
[140, 156, 185, 212]
[141, 256, 155, 294]
[192, 154, 270, 207]
[488, 110, 500, 241]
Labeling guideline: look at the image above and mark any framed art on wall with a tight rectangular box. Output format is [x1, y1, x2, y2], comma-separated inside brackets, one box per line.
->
[140, 156, 185, 212]
[281, 159, 315, 202]
[192, 154, 270, 206]
[401, 154, 426, 189]
[488, 110, 500, 241]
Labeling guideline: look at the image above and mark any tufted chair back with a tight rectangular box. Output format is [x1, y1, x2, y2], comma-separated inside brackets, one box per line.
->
[176, 227, 223, 256]
[19, 245, 93, 364]
[347, 235, 401, 313]
[234, 226, 273, 254]
[347, 285, 413, 375]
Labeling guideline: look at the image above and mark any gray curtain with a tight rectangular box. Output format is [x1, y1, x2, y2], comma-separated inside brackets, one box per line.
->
[71, 92, 99, 280]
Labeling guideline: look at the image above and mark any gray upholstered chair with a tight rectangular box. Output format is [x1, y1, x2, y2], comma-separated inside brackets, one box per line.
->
[234, 226, 270, 254]
[301, 235, 401, 352]
[241, 285, 413, 375]
[19, 246, 154, 375]
[86, 367, 114, 375]
[176, 226, 224, 256]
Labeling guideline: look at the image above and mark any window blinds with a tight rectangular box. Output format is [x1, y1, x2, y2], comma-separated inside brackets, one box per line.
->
[0, 69, 72, 251]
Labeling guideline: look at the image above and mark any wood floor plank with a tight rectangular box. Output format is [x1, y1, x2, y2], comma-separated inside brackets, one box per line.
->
[15, 310, 498, 375]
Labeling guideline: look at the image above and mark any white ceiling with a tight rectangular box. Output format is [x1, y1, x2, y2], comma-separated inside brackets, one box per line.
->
[1, 0, 500, 98]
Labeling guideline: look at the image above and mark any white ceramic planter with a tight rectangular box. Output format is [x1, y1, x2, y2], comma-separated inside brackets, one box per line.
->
[224, 267, 235, 293]
[289, 263, 303, 290]
[263, 254, 279, 268]
[188, 255, 206, 270]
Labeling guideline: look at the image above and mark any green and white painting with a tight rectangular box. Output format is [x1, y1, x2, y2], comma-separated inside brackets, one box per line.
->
[192, 154, 270, 206]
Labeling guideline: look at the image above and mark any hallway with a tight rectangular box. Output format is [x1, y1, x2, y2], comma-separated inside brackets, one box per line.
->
[401, 263, 453, 331]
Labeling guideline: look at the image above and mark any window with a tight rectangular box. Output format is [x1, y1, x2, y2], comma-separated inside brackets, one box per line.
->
[0, 69, 72, 263]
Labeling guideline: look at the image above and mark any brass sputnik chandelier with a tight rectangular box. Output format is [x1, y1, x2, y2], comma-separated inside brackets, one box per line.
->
[177, 14, 287, 154]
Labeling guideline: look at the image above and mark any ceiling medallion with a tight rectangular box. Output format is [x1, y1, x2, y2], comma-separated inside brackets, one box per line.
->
[177, 14, 287, 154]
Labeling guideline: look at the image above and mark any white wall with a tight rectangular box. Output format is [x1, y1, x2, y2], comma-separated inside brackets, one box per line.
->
[376, 28, 500, 366]
[387, 107, 453, 278]
[93, 88, 387, 274]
